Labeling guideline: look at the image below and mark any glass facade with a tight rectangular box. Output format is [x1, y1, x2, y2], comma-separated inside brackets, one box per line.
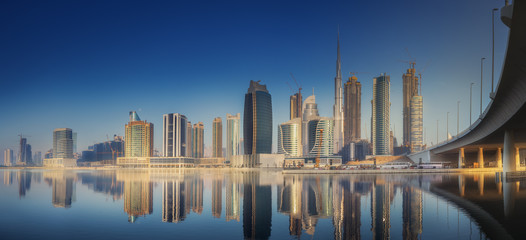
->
[162, 113, 188, 157]
[125, 114, 154, 158]
[307, 118, 334, 157]
[372, 75, 390, 155]
[244, 81, 272, 155]
[277, 118, 302, 157]
[226, 113, 240, 162]
[53, 128, 73, 159]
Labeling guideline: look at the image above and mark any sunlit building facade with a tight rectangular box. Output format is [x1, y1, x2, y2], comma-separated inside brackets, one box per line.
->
[163, 113, 188, 157]
[4, 148, 14, 166]
[226, 113, 240, 162]
[307, 117, 335, 157]
[372, 74, 390, 156]
[290, 92, 302, 120]
[125, 111, 154, 157]
[192, 122, 204, 158]
[212, 117, 223, 158]
[410, 96, 423, 152]
[277, 118, 302, 157]
[403, 66, 420, 147]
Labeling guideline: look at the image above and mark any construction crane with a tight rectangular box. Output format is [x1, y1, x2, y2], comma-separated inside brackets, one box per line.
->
[314, 128, 323, 168]
[290, 73, 302, 93]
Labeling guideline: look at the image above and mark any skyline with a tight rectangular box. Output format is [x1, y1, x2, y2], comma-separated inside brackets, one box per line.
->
[0, 0, 509, 158]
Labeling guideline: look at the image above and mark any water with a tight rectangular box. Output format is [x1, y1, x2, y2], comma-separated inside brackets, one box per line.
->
[0, 169, 524, 240]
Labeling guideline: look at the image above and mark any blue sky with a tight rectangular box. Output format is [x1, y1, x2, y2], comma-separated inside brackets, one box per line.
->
[0, 0, 509, 158]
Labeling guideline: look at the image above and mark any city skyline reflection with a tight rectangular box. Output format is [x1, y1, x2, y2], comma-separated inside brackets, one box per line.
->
[1, 169, 526, 239]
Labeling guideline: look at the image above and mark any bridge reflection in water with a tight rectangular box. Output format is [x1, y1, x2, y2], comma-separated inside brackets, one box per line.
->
[2, 169, 526, 239]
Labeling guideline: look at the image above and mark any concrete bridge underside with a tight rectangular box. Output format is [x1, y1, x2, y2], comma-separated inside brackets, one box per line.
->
[409, 1, 526, 174]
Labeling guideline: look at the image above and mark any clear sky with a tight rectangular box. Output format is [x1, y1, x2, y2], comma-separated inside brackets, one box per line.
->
[0, 0, 509, 159]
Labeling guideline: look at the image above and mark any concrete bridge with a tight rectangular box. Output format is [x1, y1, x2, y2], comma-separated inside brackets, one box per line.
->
[409, 1, 526, 176]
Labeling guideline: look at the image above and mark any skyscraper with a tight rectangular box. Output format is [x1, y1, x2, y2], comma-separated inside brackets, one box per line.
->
[403, 66, 420, 147]
[302, 94, 320, 155]
[372, 74, 391, 156]
[33, 151, 42, 166]
[290, 92, 302, 120]
[53, 128, 73, 159]
[333, 30, 344, 155]
[226, 113, 240, 162]
[212, 117, 223, 158]
[192, 122, 204, 158]
[4, 149, 14, 166]
[307, 117, 335, 156]
[186, 122, 193, 157]
[344, 75, 362, 144]
[162, 113, 188, 157]
[277, 118, 302, 157]
[125, 111, 154, 157]
[410, 96, 424, 152]
[18, 137, 32, 165]
[243, 80, 272, 155]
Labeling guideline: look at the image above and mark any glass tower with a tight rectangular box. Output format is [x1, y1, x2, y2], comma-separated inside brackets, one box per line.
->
[226, 113, 240, 162]
[53, 128, 73, 159]
[243, 80, 272, 155]
[125, 111, 154, 157]
[372, 74, 390, 156]
[277, 118, 302, 157]
[162, 113, 188, 157]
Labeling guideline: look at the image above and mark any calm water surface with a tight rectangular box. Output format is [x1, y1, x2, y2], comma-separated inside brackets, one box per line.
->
[1, 169, 525, 240]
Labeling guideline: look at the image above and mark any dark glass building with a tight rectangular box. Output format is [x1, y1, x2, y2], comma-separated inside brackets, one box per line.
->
[244, 80, 272, 155]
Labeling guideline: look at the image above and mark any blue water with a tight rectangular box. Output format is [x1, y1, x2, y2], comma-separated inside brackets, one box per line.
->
[0, 169, 523, 239]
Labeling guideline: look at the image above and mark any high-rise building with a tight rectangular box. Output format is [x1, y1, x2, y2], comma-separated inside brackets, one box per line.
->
[302, 94, 320, 155]
[333, 30, 344, 155]
[88, 135, 124, 162]
[344, 75, 361, 143]
[290, 92, 302, 120]
[226, 113, 240, 162]
[163, 113, 188, 157]
[18, 137, 32, 165]
[307, 117, 335, 156]
[186, 122, 193, 157]
[277, 118, 302, 157]
[403, 66, 420, 147]
[53, 128, 73, 159]
[72, 132, 77, 154]
[410, 96, 424, 152]
[192, 122, 204, 158]
[33, 151, 42, 166]
[372, 74, 391, 156]
[212, 117, 223, 158]
[125, 111, 154, 157]
[4, 149, 14, 166]
[243, 80, 272, 155]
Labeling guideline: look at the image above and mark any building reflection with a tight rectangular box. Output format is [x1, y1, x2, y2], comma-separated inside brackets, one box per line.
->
[243, 171, 272, 240]
[162, 180, 187, 223]
[225, 173, 241, 222]
[402, 186, 423, 240]
[212, 178, 222, 218]
[121, 171, 153, 223]
[44, 171, 76, 208]
[17, 171, 32, 198]
[192, 174, 203, 214]
[79, 172, 123, 201]
[3, 170, 15, 185]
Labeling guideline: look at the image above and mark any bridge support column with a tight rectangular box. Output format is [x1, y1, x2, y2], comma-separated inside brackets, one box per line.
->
[478, 147, 484, 168]
[497, 148, 503, 168]
[516, 147, 521, 169]
[503, 130, 516, 173]
[458, 148, 465, 168]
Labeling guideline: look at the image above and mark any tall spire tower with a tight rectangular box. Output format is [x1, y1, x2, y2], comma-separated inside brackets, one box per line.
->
[333, 27, 344, 154]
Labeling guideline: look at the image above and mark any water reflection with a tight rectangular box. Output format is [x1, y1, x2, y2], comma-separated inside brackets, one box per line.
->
[2, 169, 526, 239]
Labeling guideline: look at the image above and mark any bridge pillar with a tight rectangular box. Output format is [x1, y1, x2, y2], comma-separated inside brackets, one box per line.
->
[503, 130, 516, 173]
[478, 147, 484, 168]
[516, 147, 521, 169]
[497, 148, 503, 168]
[458, 148, 465, 168]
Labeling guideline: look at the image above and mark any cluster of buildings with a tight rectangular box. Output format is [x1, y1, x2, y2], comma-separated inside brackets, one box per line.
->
[3, 137, 44, 167]
[3, 31, 425, 169]
[278, 33, 425, 167]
